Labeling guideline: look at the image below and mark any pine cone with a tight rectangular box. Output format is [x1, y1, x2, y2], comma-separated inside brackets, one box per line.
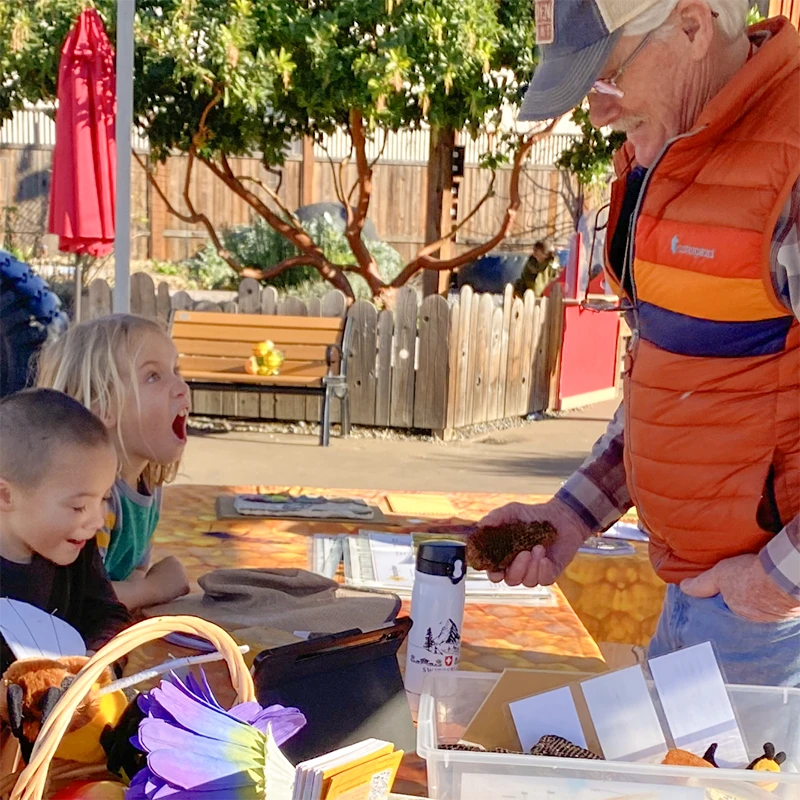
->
[439, 743, 522, 754]
[530, 735, 603, 760]
[466, 521, 558, 572]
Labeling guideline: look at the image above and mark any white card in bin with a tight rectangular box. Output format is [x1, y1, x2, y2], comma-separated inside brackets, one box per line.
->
[509, 686, 587, 753]
[649, 641, 748, 768]
[581, 666, 667, 762]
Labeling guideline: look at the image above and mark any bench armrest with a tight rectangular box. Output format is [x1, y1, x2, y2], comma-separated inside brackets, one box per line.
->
[326, 343, 345, 377]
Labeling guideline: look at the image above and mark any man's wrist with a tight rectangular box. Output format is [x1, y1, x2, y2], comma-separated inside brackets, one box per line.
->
[548, 494, 596, 542]
[759, 532, 800, 603]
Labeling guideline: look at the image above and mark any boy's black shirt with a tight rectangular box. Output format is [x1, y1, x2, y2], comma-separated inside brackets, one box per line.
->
[0, 538, 131, 673]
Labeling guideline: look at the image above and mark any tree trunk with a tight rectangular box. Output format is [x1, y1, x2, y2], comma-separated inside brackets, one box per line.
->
[422, 126, 455, 297]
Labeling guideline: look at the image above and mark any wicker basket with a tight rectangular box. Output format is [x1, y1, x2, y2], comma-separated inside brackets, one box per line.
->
[2, 616, 255, 800]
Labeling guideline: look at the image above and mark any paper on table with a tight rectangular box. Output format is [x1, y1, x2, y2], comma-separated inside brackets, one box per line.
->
[580, 666, 667, 762]
[509, 686, 587, 753]
[649, 642, 748, 768]
[604, 522, 649, 542]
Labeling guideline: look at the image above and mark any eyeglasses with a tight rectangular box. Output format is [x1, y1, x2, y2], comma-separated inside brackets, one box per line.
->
[590, 30, 657, 98]
[590, 10, 719, 99]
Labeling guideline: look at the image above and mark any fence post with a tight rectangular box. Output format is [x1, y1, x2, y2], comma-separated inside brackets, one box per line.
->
[261, 286, 279, 315]
[414, 294, 450, 432]
[543, 283, 565, 411]
[238, 278, 262, 313]
[347, 301, 378, 426]
[443, 298, 460, 437]
[389, 286, 418, 428]
[374, 309, 394, 428]
[156, 282, 172, 324]
[87, 278, 112, 320]
[131, 272, 157, 318]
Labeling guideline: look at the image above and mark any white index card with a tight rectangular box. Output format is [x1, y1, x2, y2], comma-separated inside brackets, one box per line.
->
[509, 686, 587, 753]
[649, 642, 748, 768]
[580, 665, 667, 762]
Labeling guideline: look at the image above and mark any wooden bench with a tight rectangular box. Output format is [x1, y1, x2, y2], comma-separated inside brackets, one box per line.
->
[170, 310, 352, 446]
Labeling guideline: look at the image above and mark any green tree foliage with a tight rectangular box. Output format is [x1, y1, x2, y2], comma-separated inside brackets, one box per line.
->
[2, 0, 556, 298]
[555, 108, 626, 186]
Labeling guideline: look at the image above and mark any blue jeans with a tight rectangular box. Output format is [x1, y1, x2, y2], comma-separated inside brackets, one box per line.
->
[648, 584, 800, 688]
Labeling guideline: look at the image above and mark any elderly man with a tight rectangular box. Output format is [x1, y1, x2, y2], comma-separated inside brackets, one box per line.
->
[483, 0, 800, 686]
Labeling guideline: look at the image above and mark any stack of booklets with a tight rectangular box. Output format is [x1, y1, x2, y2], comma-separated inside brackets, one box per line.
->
[268, 735, 403, 800]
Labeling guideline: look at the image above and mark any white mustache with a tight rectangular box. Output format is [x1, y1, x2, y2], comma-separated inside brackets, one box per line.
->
[613, 118, 647, 133]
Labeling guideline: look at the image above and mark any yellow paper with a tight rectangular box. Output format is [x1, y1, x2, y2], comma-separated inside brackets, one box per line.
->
[323, 749, 403, 800]
[385, 493, 457, 518]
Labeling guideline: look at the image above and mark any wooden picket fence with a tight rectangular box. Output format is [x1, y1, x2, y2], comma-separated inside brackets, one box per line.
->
[80, 273, 563, 434]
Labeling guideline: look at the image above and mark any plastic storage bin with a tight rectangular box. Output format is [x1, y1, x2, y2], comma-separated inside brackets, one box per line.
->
[418, 671, 800, 800]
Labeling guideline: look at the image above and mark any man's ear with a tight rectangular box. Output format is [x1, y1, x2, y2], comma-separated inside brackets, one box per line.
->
[0, 478, 16, 511]
[676, 0, 716, 57]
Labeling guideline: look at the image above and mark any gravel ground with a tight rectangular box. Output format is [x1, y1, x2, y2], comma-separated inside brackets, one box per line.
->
[187, 410, 568, 443]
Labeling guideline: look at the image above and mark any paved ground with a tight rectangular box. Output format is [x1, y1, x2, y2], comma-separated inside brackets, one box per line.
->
[176, 398, 618, 495]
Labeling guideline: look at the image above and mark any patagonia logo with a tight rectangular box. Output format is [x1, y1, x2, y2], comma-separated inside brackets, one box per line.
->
[671, 235, 715, 260]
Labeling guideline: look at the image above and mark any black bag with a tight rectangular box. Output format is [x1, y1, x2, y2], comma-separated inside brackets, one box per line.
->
[252, 617, 415, 761]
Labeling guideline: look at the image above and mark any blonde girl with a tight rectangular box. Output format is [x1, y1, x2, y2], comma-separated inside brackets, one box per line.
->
[37, 313, 190, 610]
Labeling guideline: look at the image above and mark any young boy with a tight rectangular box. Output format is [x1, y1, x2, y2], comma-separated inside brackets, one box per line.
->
[0, 389, 131, 674]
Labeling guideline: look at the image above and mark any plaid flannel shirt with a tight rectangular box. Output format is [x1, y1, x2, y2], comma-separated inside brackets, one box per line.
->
[557, 178, 800, 600]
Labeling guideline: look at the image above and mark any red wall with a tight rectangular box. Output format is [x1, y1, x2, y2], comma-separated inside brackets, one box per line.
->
[558, 305, 620, 403]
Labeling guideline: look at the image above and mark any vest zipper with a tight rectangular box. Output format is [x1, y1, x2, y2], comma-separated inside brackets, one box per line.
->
[622, 127, 707, 528]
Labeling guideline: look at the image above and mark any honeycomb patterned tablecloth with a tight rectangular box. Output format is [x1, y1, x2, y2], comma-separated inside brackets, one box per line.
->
[561, 534, 667, 648]
[125, 485, 666, 798]
[129, 485, 666, 675]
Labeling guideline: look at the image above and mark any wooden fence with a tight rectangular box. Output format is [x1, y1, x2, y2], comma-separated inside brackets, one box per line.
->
[80, 273, 563, 434]
[1, 144, 583, 265]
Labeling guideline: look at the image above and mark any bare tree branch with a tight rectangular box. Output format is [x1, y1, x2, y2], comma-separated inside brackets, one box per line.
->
[133, 151, 195, 225]
[343, 109, 384, 296]
[133, 149, 245, 274]
[264, 163, 284, 196]
[199, 154, 356, 299]
[233, 172, 302, 230]
[368, 128, 390, 171]
[390, 119, 559, 287]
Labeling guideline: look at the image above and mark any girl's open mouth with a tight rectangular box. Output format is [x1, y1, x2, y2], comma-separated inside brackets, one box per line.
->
[172, 409, 189, 442]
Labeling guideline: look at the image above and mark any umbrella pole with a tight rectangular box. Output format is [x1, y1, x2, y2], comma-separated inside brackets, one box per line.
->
[113, 0, 135, 313]
[74, 256, 83, 322]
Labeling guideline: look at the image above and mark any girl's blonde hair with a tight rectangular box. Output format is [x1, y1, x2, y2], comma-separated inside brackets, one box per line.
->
[36, 313, 180, 489]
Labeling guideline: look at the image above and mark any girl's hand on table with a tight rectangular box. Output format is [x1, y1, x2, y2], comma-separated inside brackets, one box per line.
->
[144, 556, 191, 605]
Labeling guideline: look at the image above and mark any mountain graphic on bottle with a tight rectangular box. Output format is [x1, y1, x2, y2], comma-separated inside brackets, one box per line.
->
[422, 619, 461, 655]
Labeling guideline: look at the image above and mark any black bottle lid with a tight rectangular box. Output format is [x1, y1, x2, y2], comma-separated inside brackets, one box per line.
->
[416, 540, 466, 584]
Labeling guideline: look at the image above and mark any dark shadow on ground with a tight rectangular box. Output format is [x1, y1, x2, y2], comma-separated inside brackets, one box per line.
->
[427, 452, 587, 479]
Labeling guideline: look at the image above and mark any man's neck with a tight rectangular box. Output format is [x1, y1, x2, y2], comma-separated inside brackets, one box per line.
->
[681, 34, 751, 133]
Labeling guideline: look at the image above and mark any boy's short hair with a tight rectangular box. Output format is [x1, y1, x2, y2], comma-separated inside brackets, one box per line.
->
[0, 389, 112, 487]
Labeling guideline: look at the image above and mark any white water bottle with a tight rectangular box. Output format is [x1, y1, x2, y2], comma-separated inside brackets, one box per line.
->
[404, 540, 466, 695]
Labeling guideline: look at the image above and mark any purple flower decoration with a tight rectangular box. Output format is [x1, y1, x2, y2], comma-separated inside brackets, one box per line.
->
[127, 671, 305, 799]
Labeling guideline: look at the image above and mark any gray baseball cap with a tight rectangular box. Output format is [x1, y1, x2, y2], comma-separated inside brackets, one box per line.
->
[520, 0, 662, 121]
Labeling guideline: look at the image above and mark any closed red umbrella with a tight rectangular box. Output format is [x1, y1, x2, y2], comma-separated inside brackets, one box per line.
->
[48, 8, 116, 257]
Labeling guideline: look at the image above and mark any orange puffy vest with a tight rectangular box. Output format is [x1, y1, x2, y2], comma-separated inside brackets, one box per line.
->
[605, 18, 800, 583]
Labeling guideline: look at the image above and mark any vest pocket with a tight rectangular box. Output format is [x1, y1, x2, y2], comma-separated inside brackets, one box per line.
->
[756, 462, 783, 535]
